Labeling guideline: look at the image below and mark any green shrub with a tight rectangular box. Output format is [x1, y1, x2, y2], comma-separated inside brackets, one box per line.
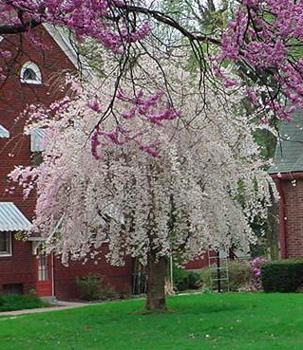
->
[261, 260, 303, 293]
[187, 271, 201, 290]
[200, 260, 252, 292]
[0, 294, 48, 312]
[173, 267, 201, 291]
[76, 273, 116, 301]
[173, 268, 188, 291]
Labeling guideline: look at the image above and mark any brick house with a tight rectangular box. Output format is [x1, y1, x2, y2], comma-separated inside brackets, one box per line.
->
[269, 109, 303, 259]
[0, 24, 133, 299]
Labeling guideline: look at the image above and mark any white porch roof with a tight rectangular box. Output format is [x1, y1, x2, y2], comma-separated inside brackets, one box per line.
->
[0, 202, 32, 231]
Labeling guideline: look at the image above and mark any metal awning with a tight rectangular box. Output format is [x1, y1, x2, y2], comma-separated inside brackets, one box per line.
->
[30, 128, 47, 152]
[0, 202, 32, 231]
[0, 124, 9, 138]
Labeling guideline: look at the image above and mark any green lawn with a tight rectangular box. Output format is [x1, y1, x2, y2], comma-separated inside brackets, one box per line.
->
[1, 293, 303, 350]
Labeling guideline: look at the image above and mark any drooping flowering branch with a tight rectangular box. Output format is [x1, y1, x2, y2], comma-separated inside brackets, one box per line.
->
[219, 1, 303, 122]
[8, 55, 272, 267]
[90, 88, 179, 159]
[0, 1, 152, 53]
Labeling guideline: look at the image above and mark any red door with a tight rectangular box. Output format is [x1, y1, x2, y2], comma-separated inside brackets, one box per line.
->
[36, 253, 52, 297]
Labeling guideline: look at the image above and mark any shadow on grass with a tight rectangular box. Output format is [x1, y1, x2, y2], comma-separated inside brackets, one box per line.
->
[131, 300, 248, 317]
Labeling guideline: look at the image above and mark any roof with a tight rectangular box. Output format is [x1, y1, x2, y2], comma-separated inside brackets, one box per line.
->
[269, 109, 303, 174]
[43, 24, 94, 81]
[0, 202, 32, 231]
[0, 124, 9, 138]
[43, 24, 79, 70]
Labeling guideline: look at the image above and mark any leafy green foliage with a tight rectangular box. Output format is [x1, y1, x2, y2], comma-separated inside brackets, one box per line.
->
[0, 294, 48, 312]
[76, 273, 116, 301]
[261, 260, 303, 293]
[173, 267, 201, 291]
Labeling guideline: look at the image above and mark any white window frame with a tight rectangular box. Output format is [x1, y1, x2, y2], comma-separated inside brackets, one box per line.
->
[0, 232, 12, 257]
[20, 61, 42, 85]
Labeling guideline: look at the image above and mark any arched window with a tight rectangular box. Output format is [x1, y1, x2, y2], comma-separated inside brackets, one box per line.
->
[20, 62, 42, 85]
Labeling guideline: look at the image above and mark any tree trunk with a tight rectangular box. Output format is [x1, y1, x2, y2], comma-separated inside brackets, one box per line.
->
[145, 254, 167, 311]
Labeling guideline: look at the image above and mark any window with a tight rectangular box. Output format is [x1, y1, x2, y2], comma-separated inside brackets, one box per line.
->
[20, 62, 42, 85]
[23, 68, 37, 81]
[38, 254, 48, 281]
[0, 232, 12, 256]
[2, 283, 23, 295]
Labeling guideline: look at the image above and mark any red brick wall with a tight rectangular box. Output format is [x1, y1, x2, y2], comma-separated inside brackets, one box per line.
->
[54, 252, 133, 299]
[0, 26, 76, 216]
[0, 26, 133, 297]
[185, 251, 217, 270]
[282, 179, 303, 258]
[0, 239, 37, 294]
[0, 26, 76, 296]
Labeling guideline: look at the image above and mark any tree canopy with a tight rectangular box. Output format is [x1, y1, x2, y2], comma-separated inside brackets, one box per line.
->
[9, 57, 271, 308]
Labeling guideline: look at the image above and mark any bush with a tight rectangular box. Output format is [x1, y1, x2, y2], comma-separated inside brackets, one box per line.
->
[261, 260, 303, 293]
[0, 294, 48, 312]
[249, 257, 268, 291]
[76, 273, 116, 301]
[173, 267, 201, 291]
[187, 271, 201, 290]
[200, 260, 252, 292]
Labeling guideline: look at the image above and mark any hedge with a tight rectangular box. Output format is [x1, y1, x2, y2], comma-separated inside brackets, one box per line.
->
[261, 260, 303, 293]
[173, 267, 201, 291]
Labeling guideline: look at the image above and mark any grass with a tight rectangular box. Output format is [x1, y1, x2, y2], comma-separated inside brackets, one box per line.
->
[0, 294, 48, 312]
[1, 293, 303, 349]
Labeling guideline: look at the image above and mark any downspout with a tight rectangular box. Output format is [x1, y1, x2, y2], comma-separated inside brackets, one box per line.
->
[51, 252, 56, 303]
[277, 178, 288, 259]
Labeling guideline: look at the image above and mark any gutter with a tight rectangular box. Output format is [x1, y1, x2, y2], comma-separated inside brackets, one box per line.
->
[51, 252, 55, 300]
[270, 172, 303, 181]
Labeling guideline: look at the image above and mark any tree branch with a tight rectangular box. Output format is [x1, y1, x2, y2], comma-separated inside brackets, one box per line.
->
[115, 4, 221, 45]
[0, 21, 41, 35]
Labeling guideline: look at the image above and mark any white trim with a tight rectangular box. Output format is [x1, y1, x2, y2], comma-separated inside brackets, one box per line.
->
[42, 23, 96, 82]
[20, 61, 42, 85]
[32, 241, 39, 255]
[28, 237, 46, 242]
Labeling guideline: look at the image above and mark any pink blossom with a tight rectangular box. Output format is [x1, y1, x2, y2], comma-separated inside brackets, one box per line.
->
[88, 100, 102, 112]
[249, 257, 268, 290]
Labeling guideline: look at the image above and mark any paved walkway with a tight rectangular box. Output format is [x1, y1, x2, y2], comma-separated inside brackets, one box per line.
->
[0, 301, 89, 317]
